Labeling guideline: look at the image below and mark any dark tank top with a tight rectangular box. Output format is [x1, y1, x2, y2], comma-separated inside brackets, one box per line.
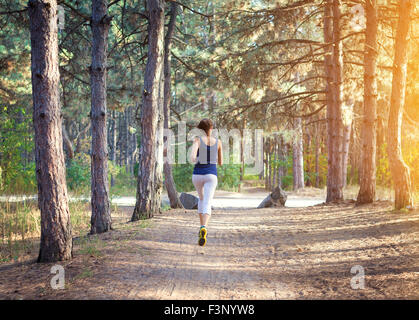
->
[193, 136, 218, 176]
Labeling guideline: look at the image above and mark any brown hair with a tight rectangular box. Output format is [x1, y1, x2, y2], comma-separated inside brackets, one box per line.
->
[197, 119, 213, 136]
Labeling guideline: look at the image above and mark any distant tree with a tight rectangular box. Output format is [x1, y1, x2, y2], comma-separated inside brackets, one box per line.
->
[90, 0, 112, 233]
[292, 117, 304, 190]
[28, 0, 72, 262]
[387, 0, 414, 210]
[132, 0, 165, 221]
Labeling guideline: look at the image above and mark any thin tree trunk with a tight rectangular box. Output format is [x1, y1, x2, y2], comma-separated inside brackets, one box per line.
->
[62, 122, 74, 160]
[349, 120, 356, 185]
[260, 136, 265, 181]
[109, 109, 116, 187]
[125, 106, 130, 173]
[265, 138, 269, 190]
[278, 135, 284, 188]
[357, 0, 378, 204]
[132, 0, 165, 221]
[293, 118, 304, 190]
[273, 137, 277, 188]
[314, 122, 320, 188]
[342, 117, 352, 188]
[118, 112, 123, 166]
[238, 117, 246, 192]
[305, 128, 312, 187]
[163, 2, 183, 208]
[90, 0, 112, 234]
[386, 0, 414, 210]
[265, 138, 271, 190]
[29, 0, 72, 262]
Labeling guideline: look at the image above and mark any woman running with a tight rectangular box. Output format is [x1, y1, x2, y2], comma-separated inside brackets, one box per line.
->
[190, 119, 223, 246]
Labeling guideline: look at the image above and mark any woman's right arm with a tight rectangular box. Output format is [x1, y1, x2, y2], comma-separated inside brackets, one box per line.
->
[190, 137, 200, 164]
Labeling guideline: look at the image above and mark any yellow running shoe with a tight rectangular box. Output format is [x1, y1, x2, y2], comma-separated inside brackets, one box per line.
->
[198, 227, 207, 246]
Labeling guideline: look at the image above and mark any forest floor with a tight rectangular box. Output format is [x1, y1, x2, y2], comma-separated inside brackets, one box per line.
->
[0, 188, 418, 299]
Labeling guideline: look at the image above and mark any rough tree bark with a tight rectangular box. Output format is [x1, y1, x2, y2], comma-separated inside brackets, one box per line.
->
[163, 2, 183, 209]
[386, 0, 414, 210]
[132, 0, 165, 221]
[29, 0, 72, 262]
[153, 66, 164, 213]
[90, 0, 112, 234]
[357, 0, 378, 204]
[324, 0, 344, 202]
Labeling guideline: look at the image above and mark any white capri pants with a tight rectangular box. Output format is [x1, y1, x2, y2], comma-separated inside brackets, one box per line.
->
[192, 174, 217, 215]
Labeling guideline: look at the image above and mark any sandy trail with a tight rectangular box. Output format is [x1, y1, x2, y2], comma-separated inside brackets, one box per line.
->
[0, 199, 418, 300]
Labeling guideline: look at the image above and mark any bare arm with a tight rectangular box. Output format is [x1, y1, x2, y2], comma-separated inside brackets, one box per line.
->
[190, 137, 200, 164]
[218, 140, 223, 166]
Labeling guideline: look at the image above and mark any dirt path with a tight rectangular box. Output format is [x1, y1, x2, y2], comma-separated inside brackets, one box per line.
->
[0, 201, 418, 299]
[1, 189, 325, 208]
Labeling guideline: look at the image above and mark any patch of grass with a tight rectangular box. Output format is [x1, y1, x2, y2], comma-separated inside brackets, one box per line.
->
[243, 174, 260, 180]
[76, 235, 104, 258]
[0, 200, 92, 263]
[161, 203, 171, 212]
[75, 267, 93, 279]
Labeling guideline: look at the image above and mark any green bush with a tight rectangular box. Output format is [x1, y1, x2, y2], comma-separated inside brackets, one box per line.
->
[66, 156, 90, 194]
[172, 164, 194, 192]
[110, 163, 136, 196]
[217, 164, 241, 191]
[0, 106, 36, 194]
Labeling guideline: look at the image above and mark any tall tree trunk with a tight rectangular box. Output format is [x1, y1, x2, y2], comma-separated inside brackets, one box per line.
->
[90, 0, 112, 234]
[109, 109, 116, 187]
[387, 0, 414, 210]
[357, 0, 378, 204]
[342, 115, 352, 189]
[325, 0, 344, 202]
[273, 135, 278, 188]
[154, 68, 164, 213]
[314, 122, 320, 188]
[163, 2, 183, 208]
[239, 118, 246, 193]
[260, 137, 265, 181]
[305, 128, 312, 187]
[29, 0, 72, 262]
[132, 0, 165, 221]
[266, 138, 271, 190]
[292, 117, 304, 190]
[278, 135, 285, 188]
[125, 106, 130, 173]
[117, 112, 123, 166]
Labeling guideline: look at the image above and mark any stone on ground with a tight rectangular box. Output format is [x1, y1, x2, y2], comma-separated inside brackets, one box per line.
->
[180, 192, 199, 209]
[257, 186, 287, 208]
